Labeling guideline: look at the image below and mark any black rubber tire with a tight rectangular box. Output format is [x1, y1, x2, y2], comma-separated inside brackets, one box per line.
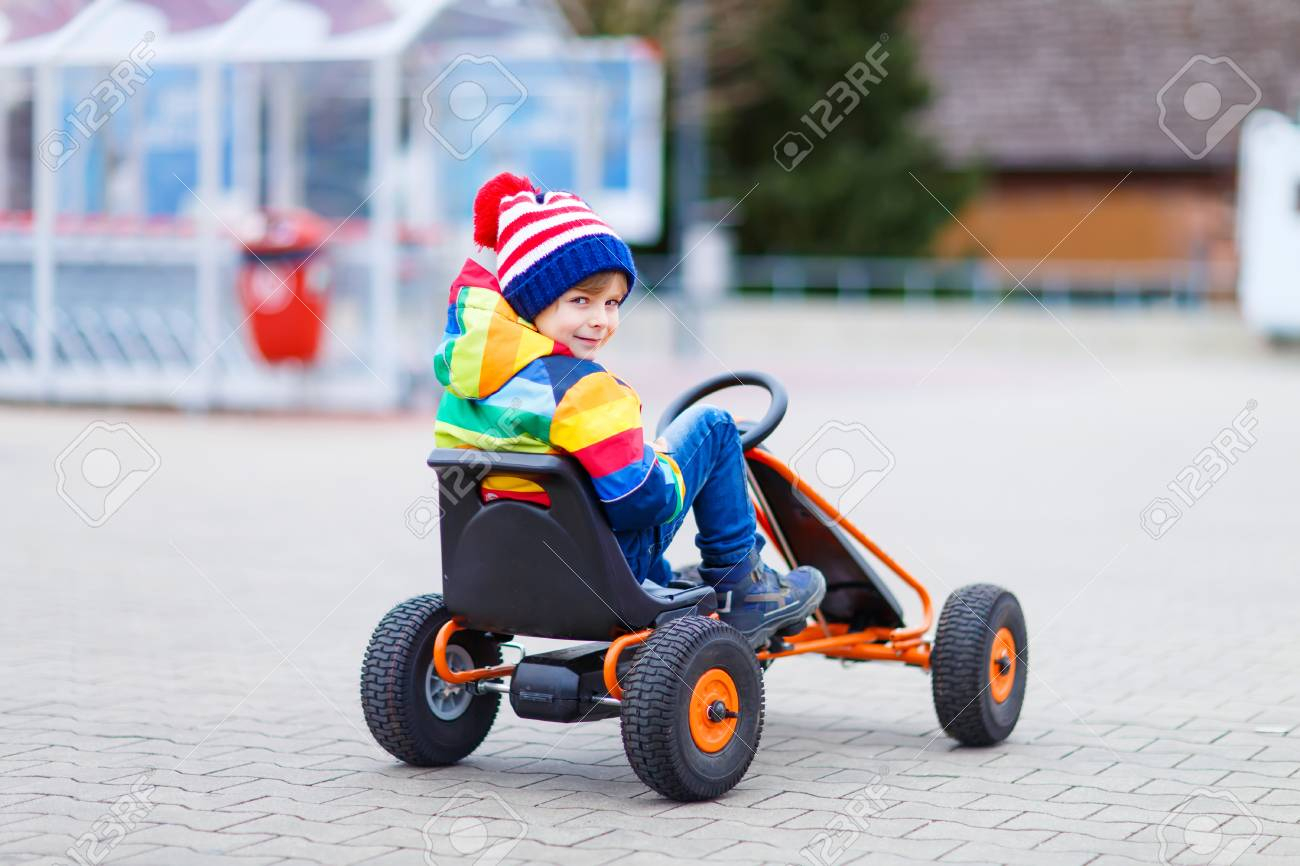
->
[930, 583, 1028, 746]
[360, 594, 501, 766]
[620, 616, 764, 801]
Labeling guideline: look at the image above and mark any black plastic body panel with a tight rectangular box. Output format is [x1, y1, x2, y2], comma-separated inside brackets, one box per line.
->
[428, 448, 715, 640]
[508, 643, 620, 723]
[746, 451, 906, 630]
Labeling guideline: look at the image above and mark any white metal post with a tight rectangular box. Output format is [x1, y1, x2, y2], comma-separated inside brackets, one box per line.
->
[233, 63, 262, 210]
[268, 63, 297, 208]
[0, 74, 10, 210]
[574, 73, 602, 203]
[32, 63, 59, 391]
[369, 54, 400, 407]
[195, 60, 222, 407]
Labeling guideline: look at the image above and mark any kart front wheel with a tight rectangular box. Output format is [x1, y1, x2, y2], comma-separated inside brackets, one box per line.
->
[620, 615, 764, 801]
[930, 583, 1027, 746]
[360, 593, 501, 765]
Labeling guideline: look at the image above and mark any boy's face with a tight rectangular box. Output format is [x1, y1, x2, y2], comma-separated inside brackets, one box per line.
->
[532, 273, 629, 360]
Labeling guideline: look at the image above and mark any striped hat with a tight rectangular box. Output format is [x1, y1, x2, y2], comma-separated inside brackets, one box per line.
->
[472, 172, 636, 322]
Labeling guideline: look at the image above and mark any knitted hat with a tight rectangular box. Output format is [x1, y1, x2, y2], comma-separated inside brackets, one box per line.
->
[472, 172, 636, 322]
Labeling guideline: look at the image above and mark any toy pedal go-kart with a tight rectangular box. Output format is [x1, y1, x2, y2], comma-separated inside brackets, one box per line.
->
[361, 372, 1028, 801]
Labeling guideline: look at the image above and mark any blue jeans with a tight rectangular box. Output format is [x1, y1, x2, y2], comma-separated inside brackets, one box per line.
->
[614, 405, 761, 587]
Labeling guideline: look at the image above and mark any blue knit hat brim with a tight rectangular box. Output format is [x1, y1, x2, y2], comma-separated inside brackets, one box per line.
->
[503, 234, 637, 322]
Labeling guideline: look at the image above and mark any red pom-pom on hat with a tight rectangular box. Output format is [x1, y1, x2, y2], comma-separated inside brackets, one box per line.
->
[473, 172, 536, 250]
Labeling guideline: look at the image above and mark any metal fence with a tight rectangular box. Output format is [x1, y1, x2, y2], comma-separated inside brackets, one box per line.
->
[635, 254, 1235, 305]
[0, 242, 1239, 412]
[0, 227, 449, 410]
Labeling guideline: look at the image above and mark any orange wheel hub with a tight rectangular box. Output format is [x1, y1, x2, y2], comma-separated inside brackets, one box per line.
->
[688, 668, 739, 753]
[988, 627, 1017, 703]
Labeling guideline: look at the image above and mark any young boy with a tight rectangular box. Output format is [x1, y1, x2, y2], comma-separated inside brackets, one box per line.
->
[433, 172, 825, 648]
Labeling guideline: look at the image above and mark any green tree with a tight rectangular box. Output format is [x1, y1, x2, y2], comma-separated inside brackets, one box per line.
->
[558, 0, 772, 256]
[711, 0, 977, 255]
[559, 0, 975, 256]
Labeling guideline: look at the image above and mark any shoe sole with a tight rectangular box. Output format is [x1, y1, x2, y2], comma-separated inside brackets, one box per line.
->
[738, 573, 828, 650]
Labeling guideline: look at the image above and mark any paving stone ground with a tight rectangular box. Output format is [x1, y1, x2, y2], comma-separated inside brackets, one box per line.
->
[3, 303, 1299, 865]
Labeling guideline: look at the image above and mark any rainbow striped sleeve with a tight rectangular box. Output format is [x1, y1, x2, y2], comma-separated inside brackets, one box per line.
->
[547, 364, 685, 531]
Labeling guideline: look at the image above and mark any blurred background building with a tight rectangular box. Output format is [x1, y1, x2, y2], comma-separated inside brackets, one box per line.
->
[0, 0, 662, 409]
[1, 0, 1297, 412]
[914, 0, 1300, 299]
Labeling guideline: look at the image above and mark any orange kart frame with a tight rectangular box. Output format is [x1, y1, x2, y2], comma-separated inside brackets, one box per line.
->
[432, 446, 933, 700]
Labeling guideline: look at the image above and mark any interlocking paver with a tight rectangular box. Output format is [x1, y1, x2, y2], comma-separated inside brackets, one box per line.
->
[219, 813, 384, 843]
[580, 827, 733, 859]
[206, 778, 371, 804]
[1215, 769, 1300, 790]
[326, 786, 525, 815]
[1047, 785, 1195, 811]
[501, 839, 633, 865]
[650, 799, 807, 828]
[838, 853, 958, 866]
[310, 769, 470, 796]
[127, 824, 279, 852]
[933, 776, 1071, 800]
[831, 835, 968, 862]
[1083, 856, 1165, 866]
[938, 841, 1093, 865]
[114, 848, 284, 866]
[879, 799, 1023, 829]
[6, 310, 1300, 863]
[1261, 834, 1300, 856]
[903, 820, 1055, 849]
[963, 793, 1103, 820]
[0, 830, 40, 849]
[208, 762, 358, 786]
[555, 808, 711, 838]
[997, 810, 1145, 840]
[1035, 830, 1176, 859]
[216, 795, 379, 822]
[231, 837, 401, 862]
[1258, 788, 1300, 806]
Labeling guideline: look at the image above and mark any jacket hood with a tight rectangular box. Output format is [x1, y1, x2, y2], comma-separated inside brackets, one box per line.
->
[433, 257, 572, 400]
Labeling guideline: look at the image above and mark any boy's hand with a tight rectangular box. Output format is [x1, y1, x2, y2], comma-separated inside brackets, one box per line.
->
[651, 436, 669, 452]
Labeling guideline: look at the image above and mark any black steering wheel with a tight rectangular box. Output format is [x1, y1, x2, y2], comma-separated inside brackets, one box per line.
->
[655, 370, 788, 451]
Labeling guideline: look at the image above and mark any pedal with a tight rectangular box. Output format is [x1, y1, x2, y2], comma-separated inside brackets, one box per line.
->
[766, 635, 793, 654]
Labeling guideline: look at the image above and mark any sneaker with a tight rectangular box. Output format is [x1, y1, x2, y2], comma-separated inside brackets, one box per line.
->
[698, 550, 826, 648]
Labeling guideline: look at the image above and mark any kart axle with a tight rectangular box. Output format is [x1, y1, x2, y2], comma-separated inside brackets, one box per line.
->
[706, 700, 739, 723]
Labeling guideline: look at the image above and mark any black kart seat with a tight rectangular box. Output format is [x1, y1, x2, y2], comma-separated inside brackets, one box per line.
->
[428, 448, 716, 640]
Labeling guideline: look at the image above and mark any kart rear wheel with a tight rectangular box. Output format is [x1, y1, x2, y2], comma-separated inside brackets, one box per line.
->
[930, 583, 1027, 746]
[620, 615, 764, 801]
[360, 593, 501, 766]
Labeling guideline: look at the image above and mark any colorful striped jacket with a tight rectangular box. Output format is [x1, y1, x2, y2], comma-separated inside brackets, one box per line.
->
[433, 258, 685, 532]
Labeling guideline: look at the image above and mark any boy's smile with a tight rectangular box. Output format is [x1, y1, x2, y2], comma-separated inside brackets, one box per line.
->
[532, 272, 630, 360]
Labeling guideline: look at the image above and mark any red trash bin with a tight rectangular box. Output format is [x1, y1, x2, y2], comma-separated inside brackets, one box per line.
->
[238, 209, 331, 364]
